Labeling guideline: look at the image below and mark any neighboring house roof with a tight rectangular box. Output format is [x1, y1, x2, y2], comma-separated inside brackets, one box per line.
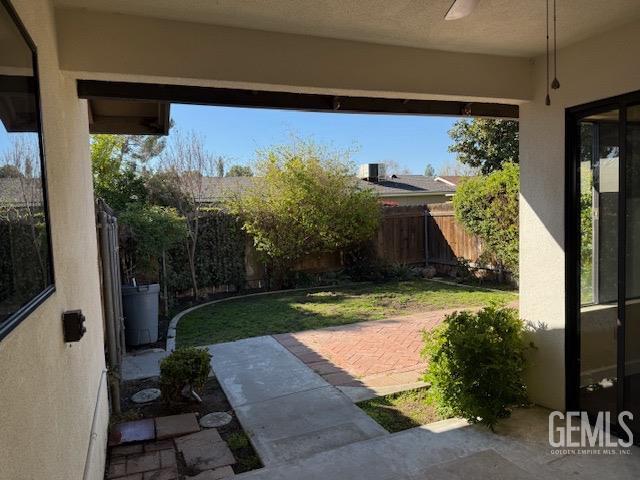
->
[366, 175, 455, 197]
[198, 176, 256, 203]
[198, 174, 456, 203]
[434, 176, 465, 187]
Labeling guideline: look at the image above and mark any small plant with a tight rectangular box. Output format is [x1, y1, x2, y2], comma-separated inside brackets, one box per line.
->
[160, 347, 212, 404]
[226, 432, 250, 450]
[421, 304, 530, 430]
[454, 257, 473, 284]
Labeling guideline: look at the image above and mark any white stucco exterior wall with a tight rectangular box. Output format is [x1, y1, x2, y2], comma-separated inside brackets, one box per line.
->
[54, 7, 533, 104]
[0, 1, 108, 479]
[519, 19, 640, 410]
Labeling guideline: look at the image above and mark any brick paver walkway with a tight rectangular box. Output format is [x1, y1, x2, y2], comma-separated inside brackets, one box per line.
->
[273, 308, 460, 390]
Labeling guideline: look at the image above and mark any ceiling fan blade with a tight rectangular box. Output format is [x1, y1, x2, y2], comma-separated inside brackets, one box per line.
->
[444, 0, 480, 20]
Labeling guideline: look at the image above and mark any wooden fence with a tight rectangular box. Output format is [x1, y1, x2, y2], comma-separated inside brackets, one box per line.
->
[375, 205, 427, 265]
[243, 203, 486, 287]
[425, 203, 484, 266]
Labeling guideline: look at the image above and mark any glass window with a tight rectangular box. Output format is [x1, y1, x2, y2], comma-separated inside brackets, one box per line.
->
[0, 0, 54, 338]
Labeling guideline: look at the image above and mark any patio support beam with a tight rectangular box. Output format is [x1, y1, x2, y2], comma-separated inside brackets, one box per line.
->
[77, 80, 518, 119]
[56, 8, 533, 104]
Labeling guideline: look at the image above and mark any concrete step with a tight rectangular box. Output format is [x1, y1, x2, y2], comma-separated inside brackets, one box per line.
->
[233, 414, 565, 480]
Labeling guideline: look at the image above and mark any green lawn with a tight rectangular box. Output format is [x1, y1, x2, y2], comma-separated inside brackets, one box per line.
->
[357, 387, 443, 432]
[176, 279, 517, 347]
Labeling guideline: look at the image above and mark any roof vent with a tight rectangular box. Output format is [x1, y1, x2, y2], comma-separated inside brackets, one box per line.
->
[359, 163, 386, 183]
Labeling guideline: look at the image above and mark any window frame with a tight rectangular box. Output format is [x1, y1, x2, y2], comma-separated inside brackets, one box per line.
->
[0, 0, 56, 341]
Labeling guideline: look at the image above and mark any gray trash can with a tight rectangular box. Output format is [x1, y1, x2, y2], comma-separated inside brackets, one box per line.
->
[122, 283, 160, 346]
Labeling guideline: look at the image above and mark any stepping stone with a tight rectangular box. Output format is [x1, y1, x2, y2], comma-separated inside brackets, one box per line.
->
[200, 412, 232, 429]
[187, 466, 235, 479]
[109, 418, 156, 446]
[131, 388, 161, 404]
[175, 429, 235, 472]
[155, 413, 200, 440]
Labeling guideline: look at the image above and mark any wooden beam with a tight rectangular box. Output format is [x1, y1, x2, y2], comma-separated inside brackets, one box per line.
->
[77, 80, 519, 119]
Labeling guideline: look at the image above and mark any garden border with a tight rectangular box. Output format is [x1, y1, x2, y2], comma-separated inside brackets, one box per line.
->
[165, 282, 372, 352]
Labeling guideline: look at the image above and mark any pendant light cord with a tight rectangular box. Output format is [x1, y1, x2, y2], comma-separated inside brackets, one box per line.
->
[546, 0, 550, 105]
[553, 0, 557, 78]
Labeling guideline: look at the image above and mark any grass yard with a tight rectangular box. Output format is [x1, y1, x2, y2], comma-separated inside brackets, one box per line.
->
[176, 279, 517, 347]
[357, 387, 444, 432]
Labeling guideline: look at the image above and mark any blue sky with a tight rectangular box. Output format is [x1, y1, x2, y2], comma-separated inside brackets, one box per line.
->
[169, 104, 460, 175]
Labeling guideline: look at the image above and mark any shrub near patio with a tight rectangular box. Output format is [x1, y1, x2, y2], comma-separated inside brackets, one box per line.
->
[421, 304, 531, 430]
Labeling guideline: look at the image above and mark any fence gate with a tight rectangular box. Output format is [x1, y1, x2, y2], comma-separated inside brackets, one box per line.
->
[96, 199, 125, 413]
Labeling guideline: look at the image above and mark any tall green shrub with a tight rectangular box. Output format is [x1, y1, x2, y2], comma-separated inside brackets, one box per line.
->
[422, 304, 529, 430]
[118, 203, 186, 282]
[227, 138, 381, 287]
[164, 209, 246, 294]
[453, 162, 519, 275]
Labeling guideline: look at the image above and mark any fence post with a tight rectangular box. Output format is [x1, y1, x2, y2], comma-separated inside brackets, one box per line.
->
[423, 208, 429, 266]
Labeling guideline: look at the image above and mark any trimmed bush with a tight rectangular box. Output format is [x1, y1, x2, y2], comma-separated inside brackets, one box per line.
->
[159, 347, 212, 404]
[421, 304, 529, 430]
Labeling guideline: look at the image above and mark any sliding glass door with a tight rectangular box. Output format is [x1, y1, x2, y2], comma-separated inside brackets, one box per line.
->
[624, 104, 640, 435]
[568, 92, 640, 442]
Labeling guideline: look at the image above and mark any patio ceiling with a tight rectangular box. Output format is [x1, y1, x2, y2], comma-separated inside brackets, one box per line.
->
[53, 0, 640, 57]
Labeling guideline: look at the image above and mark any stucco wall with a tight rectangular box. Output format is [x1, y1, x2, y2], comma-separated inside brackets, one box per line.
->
[54, 7, 532, 104]
[519, 19, 640, 410]
[0, 1, 107, 479]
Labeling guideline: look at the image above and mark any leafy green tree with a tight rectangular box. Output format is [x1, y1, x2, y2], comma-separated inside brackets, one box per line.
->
[424, 163, 435, 176]
[226, 165, 253, 177]
[214, 156, 226, 177]
[448, 119, 519, 174]
[0, 164, 22, 178]
[90, 133, 168, 211]
[227, 139, 381, 287]
[453, 162, 519, 274]
[119, 203, 186, 281]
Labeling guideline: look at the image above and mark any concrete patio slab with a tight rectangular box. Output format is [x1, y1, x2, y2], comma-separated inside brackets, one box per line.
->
[122, 349, 168, 381]
[410, 450, 539, 480]
[209, 335, 389, 466]
[234, 407, 640, 480]
[234, 385, 387, 464]
[208, 336, 327, 406]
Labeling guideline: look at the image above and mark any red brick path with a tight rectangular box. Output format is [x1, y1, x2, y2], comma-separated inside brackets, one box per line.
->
[273, 308, 460, 390]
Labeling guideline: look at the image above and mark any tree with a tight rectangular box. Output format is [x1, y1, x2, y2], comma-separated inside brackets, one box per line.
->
[90, 133, 168, 211]
[453, 162, 519, 275]
[424, 163, 435, 176]
[214, 156, 226, 177]
[0, 164, 22, 178]
[437, 160, 479, 176]
[227, 138, 381, 287]
[226, 165, 253, 177]
[0, 138, 48, 287]
[384, 159, 411, 176]
[158, 130, 218, 297]
[119, 203, 186, 280]
[448, 119, 519, 174]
